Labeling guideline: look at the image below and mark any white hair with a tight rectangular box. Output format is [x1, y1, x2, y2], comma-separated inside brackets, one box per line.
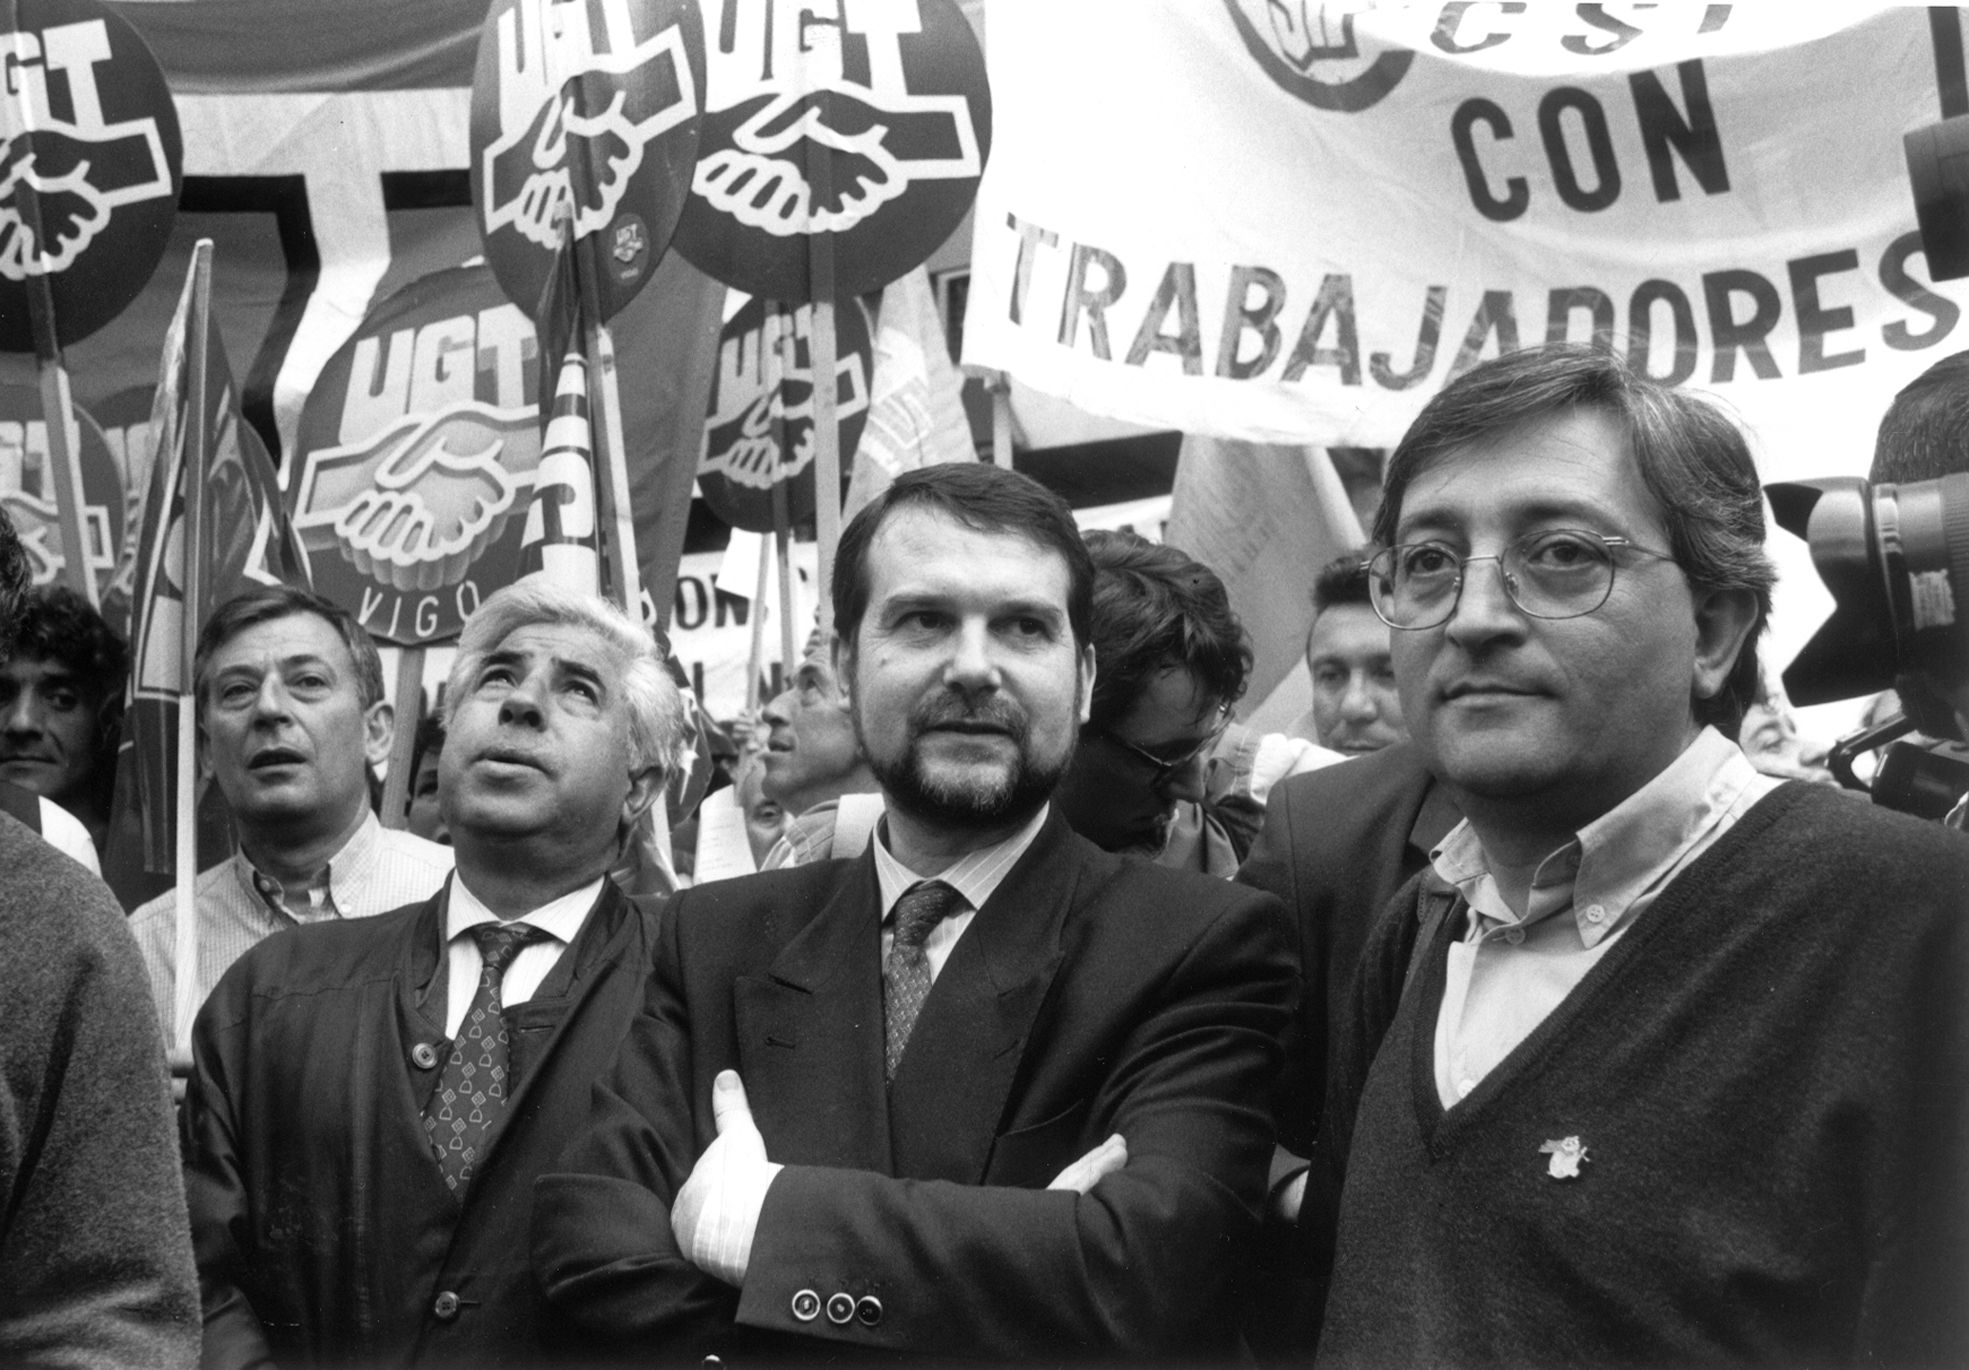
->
[443, 576, 689, 778]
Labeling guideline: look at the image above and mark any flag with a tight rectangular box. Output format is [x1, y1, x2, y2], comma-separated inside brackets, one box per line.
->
[841, 265, 978, 524]
[518, 226, 606, 594]
[101, 255, 311, 910]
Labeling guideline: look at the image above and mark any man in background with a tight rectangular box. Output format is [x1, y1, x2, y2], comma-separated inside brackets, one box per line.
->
[130, 585, 451, 1046]
[0, 583, 127, 857]
[403, 715, 449, 844]
[0, 506, 198, 1368]
[757, 634, 882, 865]
[1293, 549, 1406, 757]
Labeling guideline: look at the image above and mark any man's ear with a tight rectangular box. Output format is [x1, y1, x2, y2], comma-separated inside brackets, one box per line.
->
[621, 763, 664, 830]
[1077, 642, 1098, 725]
[362, 701, 395, 769]
[832, 633, 855, 706]
[1690, 586, 1760, 705]
[194, 713, 213, 784]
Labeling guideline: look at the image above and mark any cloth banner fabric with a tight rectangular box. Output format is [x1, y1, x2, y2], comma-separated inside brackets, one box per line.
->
[965, 3, 1969, 485]
[101, 266, 311, 909]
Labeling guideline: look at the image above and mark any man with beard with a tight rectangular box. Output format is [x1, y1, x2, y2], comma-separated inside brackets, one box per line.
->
[534, 463, 1297, 1362]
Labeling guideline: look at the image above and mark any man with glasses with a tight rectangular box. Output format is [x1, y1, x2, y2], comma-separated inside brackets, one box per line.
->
[1287, 343, 1969, 1365]
[1053, 529, 1253, 872]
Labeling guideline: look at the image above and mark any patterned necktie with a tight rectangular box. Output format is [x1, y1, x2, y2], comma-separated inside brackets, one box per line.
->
[424, 922, 549, 1192]
[884, 880, 963, 1080]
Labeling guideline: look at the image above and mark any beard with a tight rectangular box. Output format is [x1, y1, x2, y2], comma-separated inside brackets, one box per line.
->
[856, 689, 1077, 830]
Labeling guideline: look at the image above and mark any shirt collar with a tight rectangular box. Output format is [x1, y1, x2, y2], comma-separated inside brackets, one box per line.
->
[872, 803, 1051, 921]
[229, 810, 383, 916]
[446, 870, 604, 946]
[1431, 727, 1766, 946]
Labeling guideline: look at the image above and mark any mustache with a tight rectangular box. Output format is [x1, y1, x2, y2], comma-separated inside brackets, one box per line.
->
[911, 694, 1029, 738]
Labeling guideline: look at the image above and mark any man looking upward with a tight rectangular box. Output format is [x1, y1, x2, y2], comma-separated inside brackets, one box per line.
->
[182, 579, 693, 1365]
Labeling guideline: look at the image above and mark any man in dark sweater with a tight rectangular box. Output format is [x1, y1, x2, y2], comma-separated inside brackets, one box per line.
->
[1303, 343, 1969, 1366]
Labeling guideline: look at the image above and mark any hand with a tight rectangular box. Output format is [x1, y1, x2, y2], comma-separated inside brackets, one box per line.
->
[671, 1070, 782, 1286]
[1046, 1133, 1127, 1194]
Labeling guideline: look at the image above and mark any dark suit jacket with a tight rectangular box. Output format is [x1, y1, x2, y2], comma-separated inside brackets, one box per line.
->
[182, 878, 660, 1368]
[1236, 744, 1459, 1158]
[533, 809, 1297, 1362]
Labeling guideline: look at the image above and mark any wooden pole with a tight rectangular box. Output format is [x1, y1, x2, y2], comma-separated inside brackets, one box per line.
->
[16, 182, 100, 607]
[765, 302, 801, 675]
[803, 90, 841, 641]
[990, 370, 1013, 469]
[744, 532, 771, 712]
[172, 240, 215, 1057]
[378, 647, 425, 830]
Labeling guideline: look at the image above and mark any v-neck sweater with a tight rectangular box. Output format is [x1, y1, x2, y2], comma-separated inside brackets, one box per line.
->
[1315, 782, 1969, 1368]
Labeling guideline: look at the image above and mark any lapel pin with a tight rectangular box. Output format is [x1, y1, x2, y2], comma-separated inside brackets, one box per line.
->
[1539, 1135, 1588, 1180]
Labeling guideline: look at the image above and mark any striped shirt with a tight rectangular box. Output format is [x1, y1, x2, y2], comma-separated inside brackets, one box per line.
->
[870, 803, 1049, 983]
[130, 812, 453, 1044]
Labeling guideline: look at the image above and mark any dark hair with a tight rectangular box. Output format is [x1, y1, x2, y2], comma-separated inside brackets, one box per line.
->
[193, 585, 385, 716]
[0, 506, 28, 660]
[1871, 349, 1969, 484]
[1312, 546, 1375, 617]
[1082, 530, 1250, 731]
[9, 586, 128, 704]
[1373, 342, 1774, 734]
[831, 463, 1095, 648]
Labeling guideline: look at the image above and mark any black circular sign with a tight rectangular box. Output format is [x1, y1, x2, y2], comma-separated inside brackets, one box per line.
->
[0, 0, 182, 352]
[470, 0, 705, 323]
[289, 264, 546, 647]
[697, 292, 872, 533]
[671, 0, 990, 302]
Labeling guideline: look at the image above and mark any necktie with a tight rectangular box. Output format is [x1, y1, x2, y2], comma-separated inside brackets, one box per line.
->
[884, 880, 962, 1079]
[424, 922, 549, 1192]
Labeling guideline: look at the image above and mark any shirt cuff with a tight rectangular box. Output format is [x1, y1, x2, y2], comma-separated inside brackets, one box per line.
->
[691, 1160, 785, 1286]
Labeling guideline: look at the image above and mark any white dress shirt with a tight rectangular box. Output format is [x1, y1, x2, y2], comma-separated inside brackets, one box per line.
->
[441, 874, 602, 1038]
[869, 802, 1051, 979]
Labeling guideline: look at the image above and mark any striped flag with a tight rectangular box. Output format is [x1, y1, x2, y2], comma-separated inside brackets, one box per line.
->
[518, 343, 605, 592]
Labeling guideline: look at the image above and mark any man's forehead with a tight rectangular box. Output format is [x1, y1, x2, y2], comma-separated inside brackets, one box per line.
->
[213, 612, 353, 670]
[0, 656, 80, 684]
[867, 507, 1072, 604]
[490, 621, 618, 670]
[1396, 409, 1657, 533]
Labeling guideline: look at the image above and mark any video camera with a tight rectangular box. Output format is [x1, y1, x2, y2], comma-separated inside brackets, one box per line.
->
[1767, 472, 1969, 817]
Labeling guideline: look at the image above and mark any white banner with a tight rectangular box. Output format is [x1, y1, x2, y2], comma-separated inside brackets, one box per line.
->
[966, 2, 1969, 483]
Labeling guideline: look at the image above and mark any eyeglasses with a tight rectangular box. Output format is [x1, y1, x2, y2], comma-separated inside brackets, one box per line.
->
[1365, 529, 1677, 631]
[1089, 704, 1232, 788]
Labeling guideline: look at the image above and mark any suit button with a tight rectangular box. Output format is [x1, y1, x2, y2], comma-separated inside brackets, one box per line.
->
[790, 1288, 821, 1322]
[411, 1042, 439, 1069]
[432, 1290, 460, 1320]
[825, 1292, 855, 1325]
[856, 1295, 883, 1327]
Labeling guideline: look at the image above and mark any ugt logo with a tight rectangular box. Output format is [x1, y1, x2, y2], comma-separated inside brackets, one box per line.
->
[694, 0, 982, 239]
[480, 0, 699, 252]
[0, 18, 174, 280]
[1222, 1, 1413, 114]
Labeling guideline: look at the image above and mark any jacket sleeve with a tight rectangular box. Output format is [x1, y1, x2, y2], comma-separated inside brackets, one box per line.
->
[1235, 776, 1318, 1158]
[531, 893, 741, 1359]
[0, 863, 199, 1370]
[732, 888, 1295, 1359]
[179, 984, 277, 1370]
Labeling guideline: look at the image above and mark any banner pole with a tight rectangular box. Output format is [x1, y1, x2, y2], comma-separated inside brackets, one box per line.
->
[586, 318, 644, 616]
[172, 240, 215, 1058]
[803, 89, 841, 642]
[763, 301, 801, 676]
[15, 180, 99, 608]
[378, 647, 425, 830]
[990, 370, 1013, 470]
[745, 533, 771, 713]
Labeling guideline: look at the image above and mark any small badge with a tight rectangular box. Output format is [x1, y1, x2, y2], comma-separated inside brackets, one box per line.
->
[1539, 1135, 1588, 1180]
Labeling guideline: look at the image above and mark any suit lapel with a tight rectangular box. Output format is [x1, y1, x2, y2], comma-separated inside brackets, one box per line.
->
[392, 885, 466, 1210]
[887, 813, 1075, 1183]
[734, 858, 892, 1172]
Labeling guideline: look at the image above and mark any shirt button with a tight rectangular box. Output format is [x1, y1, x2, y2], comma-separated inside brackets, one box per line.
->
[826, 1292, 856, 1325]
[1504, 927, 1525, 945]
[1584, 904, 1606, 924]
[411, 1043, 440, 1069]
[790, 1289, 821, 1322]
[432, 1291, 460, 1320]
[856, 1295, 884, 1327]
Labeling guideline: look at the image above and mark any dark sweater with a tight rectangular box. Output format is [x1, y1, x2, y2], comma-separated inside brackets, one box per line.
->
[0, 812, 198, 1367]
[1316, 783, 1969, 1368]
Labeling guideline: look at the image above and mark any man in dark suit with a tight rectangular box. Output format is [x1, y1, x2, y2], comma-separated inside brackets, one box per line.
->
[180, 578, 693, 1367]
[534, 464, 1296, 1361]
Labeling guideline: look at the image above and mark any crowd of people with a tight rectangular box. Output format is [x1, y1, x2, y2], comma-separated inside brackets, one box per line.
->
[1, 341, 1965, 1367]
